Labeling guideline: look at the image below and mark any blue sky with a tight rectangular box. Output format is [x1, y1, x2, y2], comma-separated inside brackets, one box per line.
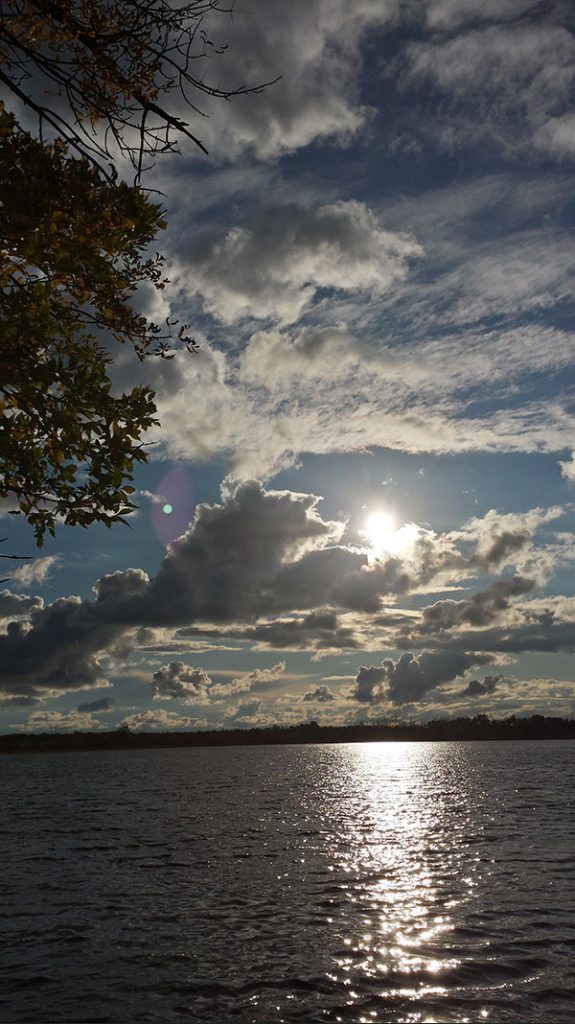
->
[3, 0, 575, 732]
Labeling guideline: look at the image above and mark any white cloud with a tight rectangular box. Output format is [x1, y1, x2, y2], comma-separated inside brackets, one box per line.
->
[186, 0, 400, 160]
[174, 201, 422, 326]
[559, 452, 575, 482]
[13, 710, 99, 732]
[403, 22, 575, 159]
[12, 556, 60, 588]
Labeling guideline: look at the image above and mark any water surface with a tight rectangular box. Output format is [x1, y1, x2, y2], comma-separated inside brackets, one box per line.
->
[1, 740, 574, 1022]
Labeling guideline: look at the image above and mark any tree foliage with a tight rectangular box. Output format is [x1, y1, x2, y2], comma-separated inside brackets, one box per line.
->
[0, 0, 272, 178]
[0, 3, 265, 545]
[0, 105, 167, 543]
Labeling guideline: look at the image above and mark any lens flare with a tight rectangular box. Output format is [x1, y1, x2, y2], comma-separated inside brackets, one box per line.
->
[151, 466, 195, 546]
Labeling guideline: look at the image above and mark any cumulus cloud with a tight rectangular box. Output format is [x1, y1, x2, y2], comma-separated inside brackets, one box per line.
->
[149, 660, 286, 703]
[249, 611, 359, 650]
[151, 662, 213, 701]
[0, 480, 347, 697]
[352, 650, 493, 705]
[0, 478, 569, 701]
[410, 610, 575, 656]
[0, 590, 43, 619]
[174, 201, 422, 325]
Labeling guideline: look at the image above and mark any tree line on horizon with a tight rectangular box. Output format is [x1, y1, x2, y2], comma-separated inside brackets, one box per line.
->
[2, 714, 575, 754]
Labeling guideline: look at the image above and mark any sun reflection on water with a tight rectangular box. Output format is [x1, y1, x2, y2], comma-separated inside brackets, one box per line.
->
[321, 741, 475, 1020]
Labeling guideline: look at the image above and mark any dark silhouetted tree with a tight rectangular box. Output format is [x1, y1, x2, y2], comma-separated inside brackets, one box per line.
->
[0, 2, 271, 544]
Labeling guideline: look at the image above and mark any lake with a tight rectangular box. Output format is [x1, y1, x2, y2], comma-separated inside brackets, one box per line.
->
[1, 740, 574, 1022]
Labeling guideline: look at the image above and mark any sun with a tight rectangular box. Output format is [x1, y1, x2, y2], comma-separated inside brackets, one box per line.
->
[364, 511, 420, 558]
[366, 511, 397, 553]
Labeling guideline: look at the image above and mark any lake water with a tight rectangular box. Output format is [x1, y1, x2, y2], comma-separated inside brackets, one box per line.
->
[1, 740, 574, 1023]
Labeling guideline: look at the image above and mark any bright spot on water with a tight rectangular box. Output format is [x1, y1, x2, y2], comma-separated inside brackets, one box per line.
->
[162, 503, 173, 515]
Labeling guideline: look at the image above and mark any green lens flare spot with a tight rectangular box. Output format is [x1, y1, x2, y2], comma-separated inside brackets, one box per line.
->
[162, 503, 173, 515]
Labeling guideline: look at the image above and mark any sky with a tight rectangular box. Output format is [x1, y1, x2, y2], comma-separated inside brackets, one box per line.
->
[3, 0, 575, 733]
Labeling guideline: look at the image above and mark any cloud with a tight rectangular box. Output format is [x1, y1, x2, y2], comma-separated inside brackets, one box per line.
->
[151, 662, 213, 701]
[76, 697, 116, 713]
[174, 201, 422, 325]
[13, 710, 99, 732]
[424, 0, 538, 30]
[119, 710, 209, 732]
[0, 480, 569, 700]
[137, 318, 575, 480]
[403, 21, 575, 159]
[0, 595, 122, 699]
[0, 695, 41, 708]
[0, 590, 43, 619]
[411, 610, 575, 656]
[352, 650, 493, 705]
[418, 576, 536, 632]
[222, 697, 262, 721]
[11, 556, 60, 588]
[185, 0, 399, 160]
[559, 452, 575, 482]
[302, 685, 336, 703]
[248, 611, 359, 650]
[460, 674, 501, 697]
[209, 662, 286, 699]
[149, 660, 287, 703]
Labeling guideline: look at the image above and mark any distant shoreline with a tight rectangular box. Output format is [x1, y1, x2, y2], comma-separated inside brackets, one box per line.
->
[2, 715, 575, 754]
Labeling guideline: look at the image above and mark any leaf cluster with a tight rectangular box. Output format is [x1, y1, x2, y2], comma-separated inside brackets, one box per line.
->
[0, 106, 168, 544]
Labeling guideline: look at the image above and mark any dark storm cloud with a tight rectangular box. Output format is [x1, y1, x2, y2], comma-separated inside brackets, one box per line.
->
[76, 697, 115, 713]
[352, 650, 493, 705]
[0, 597, 121, 698]
[0, 590, 43, 619]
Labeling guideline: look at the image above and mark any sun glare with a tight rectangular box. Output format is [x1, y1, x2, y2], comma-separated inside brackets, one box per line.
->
[364, 511, 420, 557]
[366, 511, 396, 552]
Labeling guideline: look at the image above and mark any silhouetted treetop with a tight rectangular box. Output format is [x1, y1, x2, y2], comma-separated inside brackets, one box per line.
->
[0, 0, 277, 178]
